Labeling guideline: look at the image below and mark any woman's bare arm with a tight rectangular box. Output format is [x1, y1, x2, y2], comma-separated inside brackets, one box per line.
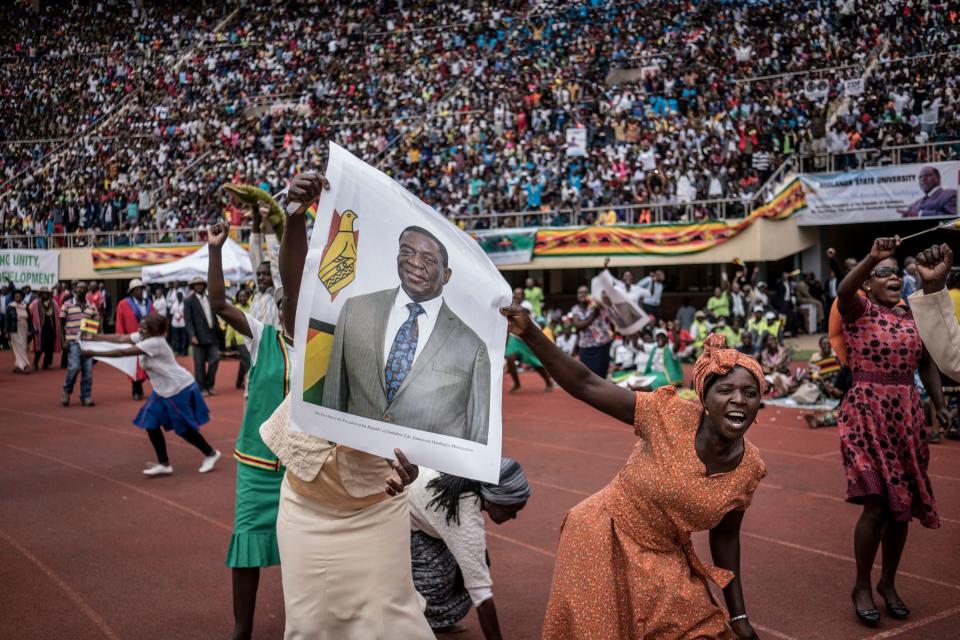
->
[208, 221, 252, 338]
[84, 332, 134, 344]
[502, 306, 635, 425]
[81, 345, 144, 358]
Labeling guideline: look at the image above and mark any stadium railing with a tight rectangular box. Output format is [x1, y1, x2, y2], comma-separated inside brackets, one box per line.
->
[0, 226, 258, 250]
[797, 139, 960, 174]
[2, 140, 958, 249]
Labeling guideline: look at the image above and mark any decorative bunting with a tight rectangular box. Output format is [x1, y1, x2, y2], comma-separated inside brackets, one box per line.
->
[534, 179, 805, 257]
[89, 180, 807, 270]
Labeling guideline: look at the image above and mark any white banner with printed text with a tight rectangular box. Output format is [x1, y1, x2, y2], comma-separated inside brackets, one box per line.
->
[0, 249, 59, 288]
[797, 161, 959, 225]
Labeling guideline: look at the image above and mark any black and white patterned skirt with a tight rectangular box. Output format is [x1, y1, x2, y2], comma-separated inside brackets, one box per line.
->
[410, 531, 472, 629]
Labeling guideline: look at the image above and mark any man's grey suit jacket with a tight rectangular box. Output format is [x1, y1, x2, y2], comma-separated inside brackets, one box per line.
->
[323, 287, 491, 444]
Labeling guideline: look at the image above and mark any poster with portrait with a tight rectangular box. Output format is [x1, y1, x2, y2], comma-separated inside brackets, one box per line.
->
[797, 161, 959, 225]
[565, 127, 588, 157]
[591, 270, 652, 335]
[291, 143, 512, 483]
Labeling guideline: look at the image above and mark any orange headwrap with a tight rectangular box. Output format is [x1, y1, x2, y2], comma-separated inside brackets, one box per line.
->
[693, 333, 767, 401]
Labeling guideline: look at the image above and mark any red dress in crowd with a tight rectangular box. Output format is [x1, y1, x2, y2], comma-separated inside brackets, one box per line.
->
[839, 296, 939, 528]
[116, 295, 152, 384]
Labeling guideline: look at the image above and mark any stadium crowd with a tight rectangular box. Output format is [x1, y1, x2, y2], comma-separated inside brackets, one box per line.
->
[2, 0, 960, 247]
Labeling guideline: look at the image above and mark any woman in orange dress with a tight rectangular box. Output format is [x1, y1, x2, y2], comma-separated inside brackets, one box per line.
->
[501, 308, 767, 639]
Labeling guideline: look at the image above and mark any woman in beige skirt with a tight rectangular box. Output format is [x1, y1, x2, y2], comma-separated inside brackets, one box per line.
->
[260, 171, 433, 639]
[7, 290, 32, 373]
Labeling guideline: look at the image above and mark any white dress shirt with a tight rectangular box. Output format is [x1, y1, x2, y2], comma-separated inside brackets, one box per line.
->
[131, 333, 195, 397]
[383, 288, 444, 367]
[556, 333, 577, 355]
[197, 292, 214, 328]
[611, 277, 650, 306]
[637, 276, 664, 306]
[249, 232, 282, 327]
[169, 299, 186, 328]
[730, 292, 745, 317]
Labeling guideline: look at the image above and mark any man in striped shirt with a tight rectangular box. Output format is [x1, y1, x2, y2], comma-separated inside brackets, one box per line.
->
[60, 282, 99, 407]
[751, 150, 772, 182]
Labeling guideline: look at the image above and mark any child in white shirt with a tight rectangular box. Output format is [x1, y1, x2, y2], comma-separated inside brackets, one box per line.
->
[82, 313, 220, 476]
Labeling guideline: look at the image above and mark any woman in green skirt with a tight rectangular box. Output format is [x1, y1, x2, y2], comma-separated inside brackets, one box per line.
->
[208, 221, 291, 640]
[640, 329, 684, 389]
[505, 288, 555, 393]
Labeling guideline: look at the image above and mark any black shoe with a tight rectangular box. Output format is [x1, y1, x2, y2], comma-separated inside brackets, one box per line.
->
[852, 590, 880, 626]
[877, 583, 910, 620]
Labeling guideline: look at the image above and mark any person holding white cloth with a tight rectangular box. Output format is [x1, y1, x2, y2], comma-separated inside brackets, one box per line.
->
[602, 257, 650, 307]
[910, 243, 960, 380]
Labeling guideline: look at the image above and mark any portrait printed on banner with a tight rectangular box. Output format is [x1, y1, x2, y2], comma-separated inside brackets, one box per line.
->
[319, 225, 491, 445]
[898, 166, 958, 218]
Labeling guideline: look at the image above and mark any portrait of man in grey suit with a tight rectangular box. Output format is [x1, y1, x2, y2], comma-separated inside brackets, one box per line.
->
[323, 225, 492, 444]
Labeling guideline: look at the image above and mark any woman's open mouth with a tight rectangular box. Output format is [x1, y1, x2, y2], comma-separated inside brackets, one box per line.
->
[725, 411, 748, 429]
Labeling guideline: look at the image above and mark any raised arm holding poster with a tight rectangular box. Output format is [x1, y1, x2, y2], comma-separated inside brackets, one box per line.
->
[291, 143, 511, 483]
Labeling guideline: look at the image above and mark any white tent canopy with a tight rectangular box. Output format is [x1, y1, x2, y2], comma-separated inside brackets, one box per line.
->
[141, 238, 253, 284]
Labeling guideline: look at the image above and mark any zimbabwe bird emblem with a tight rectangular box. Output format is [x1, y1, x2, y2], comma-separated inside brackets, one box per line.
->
[318, 209, 359, 300]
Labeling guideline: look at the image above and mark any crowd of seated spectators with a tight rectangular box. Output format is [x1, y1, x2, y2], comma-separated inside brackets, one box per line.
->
[2, 0, 959, 247]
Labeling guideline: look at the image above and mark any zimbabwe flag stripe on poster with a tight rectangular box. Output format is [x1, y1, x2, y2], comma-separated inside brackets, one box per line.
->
[303, 318, 337, 406]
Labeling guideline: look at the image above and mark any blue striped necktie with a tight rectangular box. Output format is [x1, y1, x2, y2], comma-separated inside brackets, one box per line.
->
[385, 303, 425, 402]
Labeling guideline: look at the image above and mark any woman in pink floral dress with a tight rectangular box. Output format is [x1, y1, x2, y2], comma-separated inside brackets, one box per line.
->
[837, 237, 947, 627]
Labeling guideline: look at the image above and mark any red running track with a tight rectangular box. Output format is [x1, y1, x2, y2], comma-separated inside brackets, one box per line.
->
[1, 354, 959, 640]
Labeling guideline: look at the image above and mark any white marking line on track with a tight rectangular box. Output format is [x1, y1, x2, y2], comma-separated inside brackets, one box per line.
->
[812, 450, 840, 459]
[529, 479, 591, 497]
[0, 527, 122, 640]
[485, 530, 556, 558]
[864, 604, 960, 638]
[0, 443, 232, 532]
[0, 406, 148, 439]
[750, 623, 800, 640]
[511, 433, 960, 484]
[756, 484, 960, 525]
[755, 422, 841, 438]
[0, 406, 236, 449]
[504, 436, 629, 462]
[507, 411, 631, 435]
[742, 531, 960, 591]
[759, 447, 960, 482]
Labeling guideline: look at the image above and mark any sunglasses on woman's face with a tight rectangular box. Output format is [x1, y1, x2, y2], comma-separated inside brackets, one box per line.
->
[870, 266, 899, 279]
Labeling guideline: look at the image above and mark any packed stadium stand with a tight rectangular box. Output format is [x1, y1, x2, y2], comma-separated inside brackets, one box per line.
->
[1, 0, 959, 248]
